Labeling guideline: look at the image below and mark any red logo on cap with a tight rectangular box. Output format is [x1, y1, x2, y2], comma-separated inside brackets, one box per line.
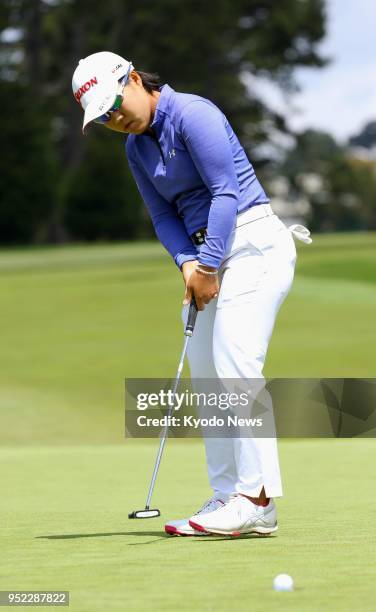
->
[74, 76, 98, 103]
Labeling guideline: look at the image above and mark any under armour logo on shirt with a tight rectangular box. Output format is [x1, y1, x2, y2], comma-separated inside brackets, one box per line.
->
[168, 149, 176, 158]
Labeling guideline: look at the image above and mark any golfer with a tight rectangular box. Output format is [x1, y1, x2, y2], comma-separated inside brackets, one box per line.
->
[72, 51, 312, 537]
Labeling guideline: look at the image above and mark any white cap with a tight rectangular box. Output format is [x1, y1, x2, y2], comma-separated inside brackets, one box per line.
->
[72, 51, 133, 132]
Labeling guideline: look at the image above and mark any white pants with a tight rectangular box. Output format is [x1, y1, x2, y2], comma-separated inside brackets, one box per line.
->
[182, 204, 311, 499]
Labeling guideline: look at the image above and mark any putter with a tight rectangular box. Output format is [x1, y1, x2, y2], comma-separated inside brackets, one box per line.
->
[129, 297, 198, 519]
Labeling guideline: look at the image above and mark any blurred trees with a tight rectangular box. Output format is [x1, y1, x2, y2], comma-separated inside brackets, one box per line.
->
[64, 129, 144, 240]
[5, 0, 366, 245]
[281, 128, 376, 231]
[348, 121, 376, 150]
[0, 80, 56, 242]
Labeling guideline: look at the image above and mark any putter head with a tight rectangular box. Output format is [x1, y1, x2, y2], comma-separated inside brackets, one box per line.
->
[128, 508, 161, 519]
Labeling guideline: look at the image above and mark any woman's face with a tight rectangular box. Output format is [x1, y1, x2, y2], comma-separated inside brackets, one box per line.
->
[101, 71, 159, 135]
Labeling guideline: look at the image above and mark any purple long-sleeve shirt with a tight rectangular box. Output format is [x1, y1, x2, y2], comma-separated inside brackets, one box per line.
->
[126, 84, 269, 269]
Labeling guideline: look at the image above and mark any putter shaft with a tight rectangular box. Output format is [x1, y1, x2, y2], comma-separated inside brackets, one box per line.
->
[145, 335, 190, 510]
[144, 299, 198, 511]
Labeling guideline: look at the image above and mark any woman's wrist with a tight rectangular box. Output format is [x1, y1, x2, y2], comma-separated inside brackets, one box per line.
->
[197, 263, 218, 272]
[196, 263, 218, 276]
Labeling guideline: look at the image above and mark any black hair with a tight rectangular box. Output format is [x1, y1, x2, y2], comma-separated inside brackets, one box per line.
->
[137, 71, 162, 93]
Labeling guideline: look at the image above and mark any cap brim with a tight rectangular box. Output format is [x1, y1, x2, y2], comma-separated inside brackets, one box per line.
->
[82, 81, 118, 133]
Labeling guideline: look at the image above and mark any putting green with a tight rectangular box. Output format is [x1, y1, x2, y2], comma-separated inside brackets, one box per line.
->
[1, 440, 376, 611]
[0, 233, 375, 610]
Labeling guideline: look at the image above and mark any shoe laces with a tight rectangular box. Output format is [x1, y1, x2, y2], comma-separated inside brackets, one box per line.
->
[196, 496, 223, 515]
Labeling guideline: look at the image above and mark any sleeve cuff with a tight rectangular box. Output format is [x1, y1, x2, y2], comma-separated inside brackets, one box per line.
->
[175, 252, 198, 270]
[197, 252, 221, 269]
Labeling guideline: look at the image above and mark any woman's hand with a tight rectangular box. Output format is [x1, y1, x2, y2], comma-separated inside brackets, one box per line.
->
[181, 260, 219, 311]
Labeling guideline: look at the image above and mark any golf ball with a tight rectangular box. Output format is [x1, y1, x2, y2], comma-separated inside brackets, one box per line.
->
[273, 574, 294, 592]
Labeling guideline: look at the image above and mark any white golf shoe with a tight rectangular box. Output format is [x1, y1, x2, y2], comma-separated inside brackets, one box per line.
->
[165, 496, 227, 536]
[189, 494, 278, 536]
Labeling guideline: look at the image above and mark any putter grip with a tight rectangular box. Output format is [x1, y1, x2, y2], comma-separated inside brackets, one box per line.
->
[185, 297, 198, 336]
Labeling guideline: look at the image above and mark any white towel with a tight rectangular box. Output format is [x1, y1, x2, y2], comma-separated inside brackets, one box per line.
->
[288, 224, 312, 244]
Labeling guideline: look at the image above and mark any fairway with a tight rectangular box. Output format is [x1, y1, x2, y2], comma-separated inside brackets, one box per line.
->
[1, 232, 376, 611]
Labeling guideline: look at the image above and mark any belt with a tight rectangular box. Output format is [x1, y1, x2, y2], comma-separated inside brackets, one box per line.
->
[190, 203, 274, 246]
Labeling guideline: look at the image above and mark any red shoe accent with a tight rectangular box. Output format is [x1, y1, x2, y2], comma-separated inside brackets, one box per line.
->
[188, 521, 243, 537]
[188, 520, 210, 533]
[165, 525, 191, 537]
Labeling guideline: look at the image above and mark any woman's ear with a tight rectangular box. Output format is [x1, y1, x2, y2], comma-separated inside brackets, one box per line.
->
[130, 70, 142, 86]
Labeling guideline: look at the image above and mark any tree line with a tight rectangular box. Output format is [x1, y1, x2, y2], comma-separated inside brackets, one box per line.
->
[1, 0, 373, 245]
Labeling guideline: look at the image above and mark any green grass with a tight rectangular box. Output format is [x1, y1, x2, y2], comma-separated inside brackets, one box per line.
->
[1, 440, 376, 611]
[0, 233, 375, 445]
[1, 232, 376, 610]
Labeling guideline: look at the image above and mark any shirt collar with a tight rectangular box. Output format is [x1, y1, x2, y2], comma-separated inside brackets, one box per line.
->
[149, 84, 175, 132]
